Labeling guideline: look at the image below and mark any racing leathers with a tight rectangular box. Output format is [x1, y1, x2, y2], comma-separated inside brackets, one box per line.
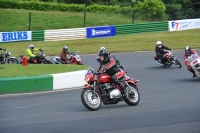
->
[184, 50, 200, 78]
[155, 44, 171, 64]
[98, 55, 127, 95]
[60, 50, 70, 64]
[96, 53, 124, 70]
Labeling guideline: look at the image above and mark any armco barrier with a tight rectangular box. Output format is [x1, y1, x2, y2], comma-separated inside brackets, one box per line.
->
[116, 21, 168, 35]
[0, 70, 86, 94]
[32, 30, 44, 41]
[44, 28, 86, 41]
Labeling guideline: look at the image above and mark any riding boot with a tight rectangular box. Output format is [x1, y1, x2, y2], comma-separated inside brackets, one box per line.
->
[189, 69, 196, 78]
[118, 83, 127, 97]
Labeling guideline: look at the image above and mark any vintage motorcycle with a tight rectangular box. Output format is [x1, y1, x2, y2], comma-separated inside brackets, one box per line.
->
[187, 54, 200, 78]
[54, 51, 83, 65]
[19, 49, 53, 64]
[81, 68, 140, 111]
[154, 50, 182, 68]
[0, 48, 18, 64]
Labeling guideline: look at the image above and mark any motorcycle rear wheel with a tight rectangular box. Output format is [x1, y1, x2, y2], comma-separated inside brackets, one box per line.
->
[7, 58, 18, 64]
[81, 89, 101, 111]
[124, 83, 140, 106]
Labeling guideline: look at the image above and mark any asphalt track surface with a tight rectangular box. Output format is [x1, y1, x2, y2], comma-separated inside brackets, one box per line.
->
[0, 50, 200, 133]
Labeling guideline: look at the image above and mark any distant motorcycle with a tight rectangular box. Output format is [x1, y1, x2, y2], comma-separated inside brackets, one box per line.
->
[187, 54, 200, 78]
[19, 49, 53, 64]
[54, 51, 83, 65]
[0, 48, 18, 64]
[154, 50, 182, 68]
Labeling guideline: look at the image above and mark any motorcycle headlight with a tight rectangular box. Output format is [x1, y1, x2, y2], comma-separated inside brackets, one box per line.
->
[8, 52, 11, 55]
[76, 55, 81, 61]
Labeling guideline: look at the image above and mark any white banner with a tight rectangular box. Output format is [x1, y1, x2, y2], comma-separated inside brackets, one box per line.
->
[168, 18, 200, 31]
[0, 31, 32, 42]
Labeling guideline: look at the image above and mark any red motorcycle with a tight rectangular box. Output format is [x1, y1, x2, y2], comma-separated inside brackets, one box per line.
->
[54, 51, 83, 65]
[81, 68, 140, 111]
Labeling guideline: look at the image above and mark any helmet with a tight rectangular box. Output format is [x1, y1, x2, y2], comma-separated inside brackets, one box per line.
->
[100, 47, 106, 50]
[29, 44, 34, 50]
[63, 46, 68, 52]
[185, 46, 191, 55]
[156, 41, 162, 48]
[98, 50, 108, 60]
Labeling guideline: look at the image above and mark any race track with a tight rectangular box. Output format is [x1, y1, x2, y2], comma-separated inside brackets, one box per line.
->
[0, 50, 200, 133]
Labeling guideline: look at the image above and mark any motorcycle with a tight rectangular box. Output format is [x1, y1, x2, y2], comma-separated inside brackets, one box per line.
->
[81, 67, 140, 111]
[187, 54, 200, 78]
[54, 51, 83, 65]
[154, 50, 182, 68]
[19, 49, 53, 64]
[0, 48, 18, 64]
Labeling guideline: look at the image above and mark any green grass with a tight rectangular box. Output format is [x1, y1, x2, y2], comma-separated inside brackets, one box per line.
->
[0, 29, 199, 78]
[0, 8, 137, 32]
[0, 29, 199, 57]
[0, 64, 89, 78]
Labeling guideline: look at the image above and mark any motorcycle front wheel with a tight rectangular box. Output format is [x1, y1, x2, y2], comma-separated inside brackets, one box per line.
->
[174, 59, 182, 68]
[7, 58, 18, 64]
[124, 83, 140, 106]
[44, 60, 53, 64]
[81, 89, 101, 111]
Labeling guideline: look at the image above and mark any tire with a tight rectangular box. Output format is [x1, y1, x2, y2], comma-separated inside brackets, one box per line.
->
[44, 60, 53, 64]
[81, 89, 101, 111]
[174, 59, 182, 68]
[7, 58, 18, 64]
[124, 83, 140, 106]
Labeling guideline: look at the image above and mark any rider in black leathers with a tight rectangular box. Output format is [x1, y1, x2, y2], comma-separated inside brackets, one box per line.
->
[155, 41, 171, 64]
[96, 47, 124, 70]
[97, 50, 127, 96]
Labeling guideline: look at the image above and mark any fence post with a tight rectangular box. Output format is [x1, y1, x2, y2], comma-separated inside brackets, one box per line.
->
[28, 12, 31, 31]
[84, 5, 87, 27]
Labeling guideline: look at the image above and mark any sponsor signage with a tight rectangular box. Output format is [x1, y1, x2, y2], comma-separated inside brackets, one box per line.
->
[169, 19, 200, 31]
[86, 26, 116, 38]
[0, 31, 32, 42]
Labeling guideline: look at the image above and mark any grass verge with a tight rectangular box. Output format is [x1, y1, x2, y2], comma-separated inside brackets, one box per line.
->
[0, 64, 89, 78]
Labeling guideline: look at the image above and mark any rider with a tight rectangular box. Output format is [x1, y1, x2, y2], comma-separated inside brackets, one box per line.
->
[96, 47, 124, 70]
[60, 46, 70, 64]
[155, 41, 172, 64]
[184, 46, 199, 78]
[26, 44, 39, 63]
[97, 50, 127, 97]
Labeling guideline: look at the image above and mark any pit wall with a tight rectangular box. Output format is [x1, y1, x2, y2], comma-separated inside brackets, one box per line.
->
[0, 70, 86, 94]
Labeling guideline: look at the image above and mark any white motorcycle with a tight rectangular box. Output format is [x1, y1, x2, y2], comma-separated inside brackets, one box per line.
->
[54, 51, 83, 65]
[188, 54, 200, 78]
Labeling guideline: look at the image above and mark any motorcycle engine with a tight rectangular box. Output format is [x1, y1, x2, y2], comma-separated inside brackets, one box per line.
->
[100, 83, 122, 99]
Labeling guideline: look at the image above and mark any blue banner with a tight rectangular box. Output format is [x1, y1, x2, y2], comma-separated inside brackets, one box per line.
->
[86, 26, 116, 38]
[0, 31, 32, 42]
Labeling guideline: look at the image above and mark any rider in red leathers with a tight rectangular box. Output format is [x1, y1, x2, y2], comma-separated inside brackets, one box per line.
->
[60, 46, 70, 64]
[184, 46, 200, 78]
[97, 50, 127, 96]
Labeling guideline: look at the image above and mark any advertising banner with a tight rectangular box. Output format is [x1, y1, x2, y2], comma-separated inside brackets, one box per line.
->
[0, 31, 32, 42]
[168, 19, 200, 31]
[86, 26, 116, 38]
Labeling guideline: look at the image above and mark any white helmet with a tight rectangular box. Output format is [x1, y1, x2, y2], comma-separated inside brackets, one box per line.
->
[100, 47, 106, 50]
[29, 44, 34, 49]
[156, 41, 162, 48]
